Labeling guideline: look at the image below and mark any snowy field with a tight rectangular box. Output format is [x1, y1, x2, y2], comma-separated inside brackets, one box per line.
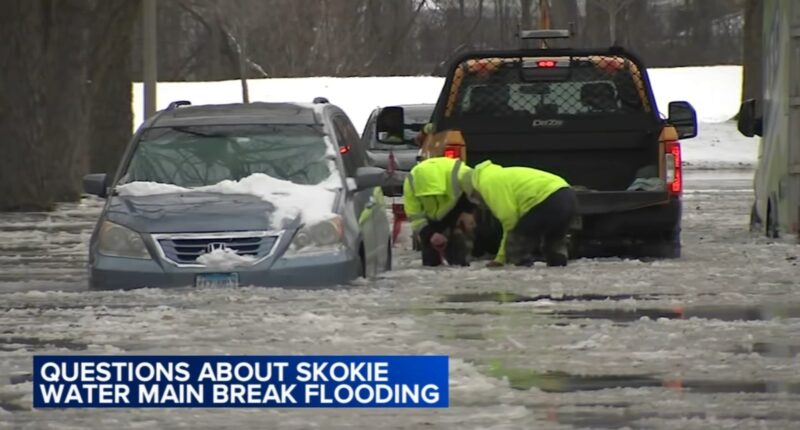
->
[1, 170, 799, 429]
[132, 65, 759, 169]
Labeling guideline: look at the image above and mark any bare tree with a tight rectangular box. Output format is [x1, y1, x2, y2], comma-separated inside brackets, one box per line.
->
[590, 0, 635, 45]
[521, 0, 534, 29]
[88, 0, 140, 176]
[0, 0, 93, 210]
[538, 0, 551, 29]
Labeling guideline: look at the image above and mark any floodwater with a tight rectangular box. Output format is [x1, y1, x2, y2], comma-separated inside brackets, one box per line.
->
[1, 169, 799, 429]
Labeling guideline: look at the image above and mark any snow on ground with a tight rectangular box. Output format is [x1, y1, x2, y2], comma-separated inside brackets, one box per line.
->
[132, 65, 755, 169]
[1, 170, 799, 428]
[682, 121, 759, 169]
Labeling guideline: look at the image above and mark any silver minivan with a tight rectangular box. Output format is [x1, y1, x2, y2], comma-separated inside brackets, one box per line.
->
[82, 100, 392, 289]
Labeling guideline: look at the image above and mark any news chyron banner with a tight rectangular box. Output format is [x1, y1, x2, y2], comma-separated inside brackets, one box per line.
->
[33, 356, 448, 408]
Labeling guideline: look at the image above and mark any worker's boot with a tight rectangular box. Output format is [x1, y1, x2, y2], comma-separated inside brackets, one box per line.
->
[544, 238, 569, 267]
[506, 232, 535, 266]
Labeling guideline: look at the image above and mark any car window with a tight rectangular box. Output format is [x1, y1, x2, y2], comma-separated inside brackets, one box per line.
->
[119, 124, 334, 187]
[371, 107, 432, 151]
[362, 111, 377, 147]
[333, 115, 365, 176]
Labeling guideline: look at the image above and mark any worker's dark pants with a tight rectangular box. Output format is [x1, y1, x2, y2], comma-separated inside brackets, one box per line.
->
[508, 187, 577, 267]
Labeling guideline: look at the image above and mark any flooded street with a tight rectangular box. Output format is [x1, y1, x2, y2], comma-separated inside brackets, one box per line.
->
[1, 170, 799, 429]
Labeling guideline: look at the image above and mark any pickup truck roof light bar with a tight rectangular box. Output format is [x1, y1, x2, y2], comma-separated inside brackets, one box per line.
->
[518, 29, 571, 40]
[519, 28, 573, 49]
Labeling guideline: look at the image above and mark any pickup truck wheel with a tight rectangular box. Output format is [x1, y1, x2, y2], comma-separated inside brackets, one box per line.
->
[385, 239, 393, 271]
[639, 232, 681, 259]
[767, 196, 779, 238]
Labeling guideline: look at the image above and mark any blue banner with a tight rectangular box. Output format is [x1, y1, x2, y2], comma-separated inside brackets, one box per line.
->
[33, 355, 448, 408]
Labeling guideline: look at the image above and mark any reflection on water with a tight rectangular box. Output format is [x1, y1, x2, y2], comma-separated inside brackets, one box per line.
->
[486, 361, 800, 394]
[441, 292, 666, 304]
[553, 304, 800, 322]
[730, 342, 800, 357]
[441, 292, 800, 322]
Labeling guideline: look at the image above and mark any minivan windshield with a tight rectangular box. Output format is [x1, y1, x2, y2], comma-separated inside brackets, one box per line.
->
[119, 124, 334, 187]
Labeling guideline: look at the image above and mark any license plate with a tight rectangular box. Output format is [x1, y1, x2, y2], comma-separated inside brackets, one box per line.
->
[195, 273, 239, 288]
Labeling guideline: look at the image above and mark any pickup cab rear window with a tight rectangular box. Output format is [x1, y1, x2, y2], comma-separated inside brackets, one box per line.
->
[445, 56, 652, 119]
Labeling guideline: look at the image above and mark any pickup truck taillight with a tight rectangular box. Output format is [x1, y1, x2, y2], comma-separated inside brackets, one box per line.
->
[443, 144, 462, 159]
[665, 141, 682, 195]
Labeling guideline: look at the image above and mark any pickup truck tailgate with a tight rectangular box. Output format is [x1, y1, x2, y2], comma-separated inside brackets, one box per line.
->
[576, 190, 669, 215]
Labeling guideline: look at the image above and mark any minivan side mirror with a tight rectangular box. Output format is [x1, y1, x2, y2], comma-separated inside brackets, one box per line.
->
[667, 101, 698, 139]
[353, 166, 386, 191]
[83, 173, 108, 198]
[375, 106, 405, 143]
[737, 99, 763, 137]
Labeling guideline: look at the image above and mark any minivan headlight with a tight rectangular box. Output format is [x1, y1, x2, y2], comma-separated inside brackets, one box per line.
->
[285, 216, 345, 256]
[96, 221, 151, 259]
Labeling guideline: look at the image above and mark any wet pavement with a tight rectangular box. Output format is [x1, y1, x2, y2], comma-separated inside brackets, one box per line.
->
[0, 169, 799, 429]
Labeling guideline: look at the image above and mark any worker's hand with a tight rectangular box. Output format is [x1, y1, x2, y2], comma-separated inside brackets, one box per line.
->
[430, 233, 448, 251]
[456, 212, 477, 234]
[486, 260, 504, 268]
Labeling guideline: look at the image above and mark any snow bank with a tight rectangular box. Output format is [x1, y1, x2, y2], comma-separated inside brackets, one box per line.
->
[682, 121, 758, 170]
[116, 173, 337, 226]
[133, 76, 445, 135]
[133, 66, 742, 132]
[195, 247, 256, 269]
[647, 65, 742, 123]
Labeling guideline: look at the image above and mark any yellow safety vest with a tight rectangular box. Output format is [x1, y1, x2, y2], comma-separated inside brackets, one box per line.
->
[403, 158, 471, 233]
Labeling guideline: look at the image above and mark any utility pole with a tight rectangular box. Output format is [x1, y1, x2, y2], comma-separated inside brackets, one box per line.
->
[142, 0, 157, 119]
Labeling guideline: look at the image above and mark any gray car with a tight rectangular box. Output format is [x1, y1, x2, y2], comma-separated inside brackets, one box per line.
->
[82, 100, 392, 289]
[361, 104, 434, 196]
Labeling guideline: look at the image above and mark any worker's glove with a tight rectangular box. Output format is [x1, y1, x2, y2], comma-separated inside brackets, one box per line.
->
[486, 260, 504, 268]
[430, 232, 448, 251]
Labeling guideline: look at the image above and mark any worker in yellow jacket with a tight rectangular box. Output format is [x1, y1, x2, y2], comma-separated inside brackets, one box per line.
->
[467, 160, 577, 267]
[403, 157, 478, 266]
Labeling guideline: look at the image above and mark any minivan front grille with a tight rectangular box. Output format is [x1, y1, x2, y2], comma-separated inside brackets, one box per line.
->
[153, 231, 281, 266]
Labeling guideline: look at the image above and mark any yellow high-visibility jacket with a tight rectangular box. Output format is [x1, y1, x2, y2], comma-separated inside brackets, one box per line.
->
[472, 160, 569, 263]
[403, 157, 471, 233]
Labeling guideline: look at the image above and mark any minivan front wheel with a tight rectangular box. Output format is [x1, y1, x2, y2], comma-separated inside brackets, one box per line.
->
[385, 239, 392, 271]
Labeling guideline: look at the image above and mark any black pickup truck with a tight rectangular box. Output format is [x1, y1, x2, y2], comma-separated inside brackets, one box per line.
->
[378, 30, 698, 259]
